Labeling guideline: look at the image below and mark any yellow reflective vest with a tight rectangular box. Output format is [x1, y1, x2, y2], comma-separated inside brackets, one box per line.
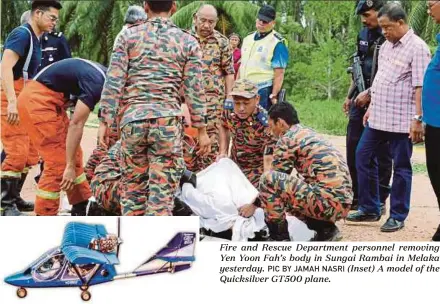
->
[239, 30, 286, 89]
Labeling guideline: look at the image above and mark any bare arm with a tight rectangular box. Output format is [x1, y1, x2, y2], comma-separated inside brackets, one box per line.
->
[1, 50, 20, 125]
[271, 68, 285, 102]
[225, 74, 234, 99]
[60, 100, 91, 191]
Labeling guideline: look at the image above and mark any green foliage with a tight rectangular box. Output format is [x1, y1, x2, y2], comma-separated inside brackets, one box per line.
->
[291, 99, 346, 136]
[1, 0, 30, 45]
[171, 1, 259, 37]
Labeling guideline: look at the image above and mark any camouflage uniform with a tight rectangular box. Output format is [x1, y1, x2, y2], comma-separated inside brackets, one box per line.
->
[99, 18, 207, 216]
[90, 140, 122, 215]
[221, 80, 276, 188]
[259, 125, 353, 224]
[189, 27, 235, 172]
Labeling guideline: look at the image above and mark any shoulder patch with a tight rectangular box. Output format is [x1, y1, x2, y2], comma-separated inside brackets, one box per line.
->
[256, 107, 269, 127]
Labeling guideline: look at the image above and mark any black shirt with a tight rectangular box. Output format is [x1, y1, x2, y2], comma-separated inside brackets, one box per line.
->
[35, 58, 107, 111]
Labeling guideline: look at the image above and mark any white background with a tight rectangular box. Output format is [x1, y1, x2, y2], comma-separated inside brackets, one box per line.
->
[0, 217, 438, 304]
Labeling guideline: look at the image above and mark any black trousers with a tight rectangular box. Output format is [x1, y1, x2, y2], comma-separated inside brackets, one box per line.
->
[346, 103, 392, 203]
[425, 124, 440, 209]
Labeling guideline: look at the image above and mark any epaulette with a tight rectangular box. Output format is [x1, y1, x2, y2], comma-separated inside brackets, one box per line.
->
[256, 106, 269, 127]
[273, 32, 284, 41]
[48, 31, 63, 38]
[224, 98, 233, 110]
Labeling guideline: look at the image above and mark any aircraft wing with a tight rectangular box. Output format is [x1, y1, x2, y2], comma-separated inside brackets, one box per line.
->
[61, 222, 108, 248]
[62, 246, 119, 265]
[60, 222, 119, 265]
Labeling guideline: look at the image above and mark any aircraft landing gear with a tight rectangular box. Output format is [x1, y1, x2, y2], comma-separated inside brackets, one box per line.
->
[168, 263, 176, 274]
[17, 287, 27, 298]
[80, 285, 89, 291]
[81, 290, 92, 301]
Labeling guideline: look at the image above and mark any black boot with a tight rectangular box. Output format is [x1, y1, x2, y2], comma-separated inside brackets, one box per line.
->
[172, 197, 193, 216]
[15, 173, 34, 212]
[86, 199, 117, 216]
[266, 221, 290, 241]
[71, 200, 88, 216]
[305, 217, 342, 241]
[180, 170, 197, 188]
[1, 178, 26, 216]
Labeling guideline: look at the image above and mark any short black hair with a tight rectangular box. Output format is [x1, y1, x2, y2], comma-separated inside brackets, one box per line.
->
[31, 0, 62, 12]
[145, 1, 174, 13]
[378, 3, 407, 23]
[268, 102, 300, 126]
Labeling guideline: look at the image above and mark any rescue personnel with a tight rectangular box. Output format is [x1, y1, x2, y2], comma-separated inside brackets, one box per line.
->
[188, 4, 235, 172]
[218, 79, 275, 217]
[98, 0, 211, 216]
[84, 5, 147, 182]
[343, 0, 391, 214]
[238, 5, 289, 110]
[17, 58, 107, 216]
[1, 0, 63, 216]
[259, 102, 353, 241]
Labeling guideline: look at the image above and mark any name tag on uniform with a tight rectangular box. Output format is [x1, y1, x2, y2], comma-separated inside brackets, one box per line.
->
[42, 47, 58, 52]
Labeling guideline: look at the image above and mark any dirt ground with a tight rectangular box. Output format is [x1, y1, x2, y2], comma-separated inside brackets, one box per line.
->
[19, 127, 440, 242]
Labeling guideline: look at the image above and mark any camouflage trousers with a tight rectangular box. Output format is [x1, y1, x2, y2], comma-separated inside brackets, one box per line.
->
[90, 141, 122, 215]
[119, 117, 184, 216]
[85, 123, 119, 182]
[259, 170, 352, 224]
[186, 122, 219, 173]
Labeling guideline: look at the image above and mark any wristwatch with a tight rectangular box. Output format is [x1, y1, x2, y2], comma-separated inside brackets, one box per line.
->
[413, 115, 423, 122]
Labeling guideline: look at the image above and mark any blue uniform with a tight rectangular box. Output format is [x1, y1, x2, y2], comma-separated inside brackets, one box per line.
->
[38, 31, 72, 71]
[3, 23, 41, 80]
[346, 27, 391, 208]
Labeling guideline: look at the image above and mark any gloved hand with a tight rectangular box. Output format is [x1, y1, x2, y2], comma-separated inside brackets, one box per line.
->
[180, 169, 197, 189]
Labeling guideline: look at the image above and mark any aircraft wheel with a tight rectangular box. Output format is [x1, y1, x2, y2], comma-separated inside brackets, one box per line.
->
[81, 291, 91, 302]
[169, 266, 175, 274]
[80, 285, 88, 291]
[17, 287, 27, 298]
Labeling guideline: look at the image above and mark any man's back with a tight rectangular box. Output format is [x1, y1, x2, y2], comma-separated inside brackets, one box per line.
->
[104, 17, 204, 127]
[273, 125, 351, 190]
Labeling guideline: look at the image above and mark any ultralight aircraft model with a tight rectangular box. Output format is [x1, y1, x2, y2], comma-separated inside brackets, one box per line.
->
[4, 220, 196, 301]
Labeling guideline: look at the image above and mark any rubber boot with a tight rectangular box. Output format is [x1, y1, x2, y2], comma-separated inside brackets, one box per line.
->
[266, 220, 290, 241]
[15, 173, 34, 211]
[1, 178, 26, 216]
[71, 200, 88, 216]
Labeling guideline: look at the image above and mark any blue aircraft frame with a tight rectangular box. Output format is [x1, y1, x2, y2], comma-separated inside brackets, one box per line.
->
[5, 221, 196, 301]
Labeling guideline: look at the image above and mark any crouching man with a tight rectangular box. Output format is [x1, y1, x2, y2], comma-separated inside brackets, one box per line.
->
[259, 102, 353, 241]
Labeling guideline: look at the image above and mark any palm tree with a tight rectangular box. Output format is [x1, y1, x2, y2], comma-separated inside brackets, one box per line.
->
[171, 1, 260, 38]
[409, 0, 440, 45]
[1, 0, 30, 44]
[59, 0, 143, 64]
